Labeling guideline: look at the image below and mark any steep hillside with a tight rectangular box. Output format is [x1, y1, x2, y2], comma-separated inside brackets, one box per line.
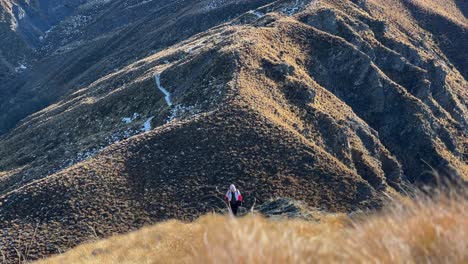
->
[0, 0, 272, 133]
[0, 0, 466, 262]
[0, 0, 91, 130]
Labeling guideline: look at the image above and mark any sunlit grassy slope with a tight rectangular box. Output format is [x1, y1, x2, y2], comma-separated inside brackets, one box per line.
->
[38, 191, 467, 264]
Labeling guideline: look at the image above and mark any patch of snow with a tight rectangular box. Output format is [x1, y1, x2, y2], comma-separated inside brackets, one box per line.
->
[41, 26, 56, 41]
[51, 112, 167, 174]
[155, 74, 173, 106]
[142, 117, 154, 132]
[122, 112, 140, 124]
[15, 64, 27, 72]
[283, 0, 307, 16]
[122, 117, 132, 124]
[249, 10, 264, 18]
[16, 6, 26, 20]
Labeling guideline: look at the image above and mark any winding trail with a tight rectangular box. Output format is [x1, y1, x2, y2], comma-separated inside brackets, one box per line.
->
[155, 73, 173, 106]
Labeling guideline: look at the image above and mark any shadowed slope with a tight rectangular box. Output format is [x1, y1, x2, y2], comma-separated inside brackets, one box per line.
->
[0, 106, 384, 261]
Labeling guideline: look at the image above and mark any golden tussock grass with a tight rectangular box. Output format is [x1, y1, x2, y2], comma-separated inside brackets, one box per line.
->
[37, 191, 468, 264]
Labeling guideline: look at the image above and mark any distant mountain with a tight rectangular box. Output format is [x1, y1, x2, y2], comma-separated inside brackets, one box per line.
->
[0, 0, 466, 262]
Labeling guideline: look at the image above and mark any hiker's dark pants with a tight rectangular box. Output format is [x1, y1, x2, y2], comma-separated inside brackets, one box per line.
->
[230, 203, 240, 216]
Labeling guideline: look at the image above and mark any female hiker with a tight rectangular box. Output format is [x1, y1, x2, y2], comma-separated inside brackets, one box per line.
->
[225, 184, 243, 216]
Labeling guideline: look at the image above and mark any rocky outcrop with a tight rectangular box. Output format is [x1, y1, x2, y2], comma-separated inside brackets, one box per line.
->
[256, 198, 322, 220]
[295, 2, 466, 182]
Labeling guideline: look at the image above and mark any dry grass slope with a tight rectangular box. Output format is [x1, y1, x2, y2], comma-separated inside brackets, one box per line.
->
[0, 0, 466, 262]
[38, 192, 468, 264]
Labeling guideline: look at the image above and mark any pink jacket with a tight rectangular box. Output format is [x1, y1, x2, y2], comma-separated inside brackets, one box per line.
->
[225, 190, 243, 202]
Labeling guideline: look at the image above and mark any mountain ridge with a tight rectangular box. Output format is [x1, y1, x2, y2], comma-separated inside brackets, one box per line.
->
[0, 0, 466, 262]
